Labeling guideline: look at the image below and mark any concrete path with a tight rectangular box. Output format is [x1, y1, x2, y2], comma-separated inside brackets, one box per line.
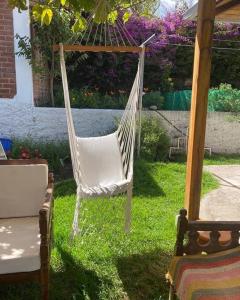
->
[200, 165, 240, 221]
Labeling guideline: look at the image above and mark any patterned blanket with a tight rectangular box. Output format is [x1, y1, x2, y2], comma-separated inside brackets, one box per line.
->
[167, 247, 240, 300]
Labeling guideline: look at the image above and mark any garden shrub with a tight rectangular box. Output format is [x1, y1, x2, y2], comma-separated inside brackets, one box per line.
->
[140, 115, 170, 161]
[209, 84, 240, 113]
[11, 139, 70, 173]
[143, 91, 165, 109]
[54, 87, 129, 109]
[55, 87, 100, 108]
[54, 87, 165, 110]
[65, 13, 240, 96]
[163, 84, 240, 113]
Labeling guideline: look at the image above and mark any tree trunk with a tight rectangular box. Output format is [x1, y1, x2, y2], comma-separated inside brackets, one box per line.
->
[50, 49, 55, 107]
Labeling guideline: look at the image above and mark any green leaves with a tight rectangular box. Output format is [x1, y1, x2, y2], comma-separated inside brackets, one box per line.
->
[107, 9, 133, 26]
[122, 11, 132, 23]
[8, 0, 27, 11]
[9, 0, 159, 28]
[32, 4, 42, 23]
[41, 8, 53, 25]
[72, 16, 87, 32]
[32, 4, 53, 26]
[94, 0, 109, 24]
[107, 10, 118, 24]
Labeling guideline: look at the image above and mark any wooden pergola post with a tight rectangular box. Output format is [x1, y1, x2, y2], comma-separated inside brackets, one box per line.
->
[185, 0, 216, 220]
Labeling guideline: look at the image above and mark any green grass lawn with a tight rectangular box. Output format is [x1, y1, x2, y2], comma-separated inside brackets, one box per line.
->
[173, 153, 240, 166]
[0, 160, 219, 300]
[204, 154, 240, 165]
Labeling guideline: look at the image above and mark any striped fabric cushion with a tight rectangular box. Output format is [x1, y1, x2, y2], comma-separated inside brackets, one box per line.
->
[167, 247, 240, 300]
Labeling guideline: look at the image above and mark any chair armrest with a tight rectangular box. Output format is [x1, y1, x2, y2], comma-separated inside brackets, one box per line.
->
[39, 173, 54, 241]
[175, 209, 240, 256]
[39, 172, 54, 276]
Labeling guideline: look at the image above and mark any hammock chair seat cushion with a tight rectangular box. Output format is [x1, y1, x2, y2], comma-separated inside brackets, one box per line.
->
[80, 179, 130, 198]
[76, 132, 131, 197]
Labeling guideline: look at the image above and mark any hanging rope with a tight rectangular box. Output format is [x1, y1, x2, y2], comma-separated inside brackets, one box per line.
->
[59, 42, 146, 236]
[57, 1, 155, 236]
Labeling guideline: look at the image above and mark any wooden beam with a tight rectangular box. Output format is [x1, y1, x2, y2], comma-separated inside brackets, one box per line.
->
[216, 0, 240, 16]
[53, 44, 144, 53]
[185, 0, 216, 220]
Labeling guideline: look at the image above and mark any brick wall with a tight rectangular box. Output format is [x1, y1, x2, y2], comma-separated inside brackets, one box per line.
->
[0, 0, 16, 99]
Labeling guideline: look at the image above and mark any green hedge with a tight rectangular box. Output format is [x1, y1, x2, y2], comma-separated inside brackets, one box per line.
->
[163, 84, 240, 113]
[53, 87, 165, 110]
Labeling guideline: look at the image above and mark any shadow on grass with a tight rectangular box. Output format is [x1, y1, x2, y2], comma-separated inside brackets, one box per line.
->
[0, 282, 40, 300]
[54, 179, 76, 197]
[0, 245, 112, 300]
[134, 160, 165, 197]
[116, 249, 172, 300]
[51, 245, 113, 300]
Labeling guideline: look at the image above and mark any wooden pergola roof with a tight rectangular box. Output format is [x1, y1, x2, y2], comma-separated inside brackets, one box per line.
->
[216, 0, 240, 22]
[184, 0, 240, 23]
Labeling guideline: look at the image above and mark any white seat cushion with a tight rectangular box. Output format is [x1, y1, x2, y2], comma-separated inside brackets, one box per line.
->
[76, 132, 133, 197]
[76, 132, 125, 189]
[0, 164, 48, 218]
[0, 217, 40, 274]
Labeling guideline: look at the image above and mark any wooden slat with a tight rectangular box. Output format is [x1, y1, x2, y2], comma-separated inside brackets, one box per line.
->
[184, 0, 216, 221]
[216, 2, 240, 22]
[215, 0, 240, 22]
[216, 0, 240, 15]
[53, 44, 144, 53]
[185, 1, 240, 24]
[0, 159, 48, 165]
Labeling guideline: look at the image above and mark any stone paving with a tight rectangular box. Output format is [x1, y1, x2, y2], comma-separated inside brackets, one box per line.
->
[200, 165, 240, 221]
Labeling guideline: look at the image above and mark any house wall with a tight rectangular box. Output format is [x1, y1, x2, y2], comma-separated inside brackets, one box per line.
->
[0, 0, 16, 99]
[0, 1, 51, 105]
[0, 106, 240, 154]
[0, 1, 33, 103]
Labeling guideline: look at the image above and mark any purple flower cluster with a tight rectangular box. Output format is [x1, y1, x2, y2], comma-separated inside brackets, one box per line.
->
[121, 12, 240, 89]
[76, 11, 240, 94]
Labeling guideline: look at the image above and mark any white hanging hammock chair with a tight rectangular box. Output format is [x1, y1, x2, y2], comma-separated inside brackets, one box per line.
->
[57, 16, 154, 236]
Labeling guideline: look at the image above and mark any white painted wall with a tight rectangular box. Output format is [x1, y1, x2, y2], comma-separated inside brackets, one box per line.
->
[157, 111, 240, 154]
[0, 1, 33, 104]
[0, 105, 122, 140]
[0, 105, 240, 154]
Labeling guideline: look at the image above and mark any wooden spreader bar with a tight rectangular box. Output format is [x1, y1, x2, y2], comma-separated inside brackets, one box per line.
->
[53, 44, 145, 53]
